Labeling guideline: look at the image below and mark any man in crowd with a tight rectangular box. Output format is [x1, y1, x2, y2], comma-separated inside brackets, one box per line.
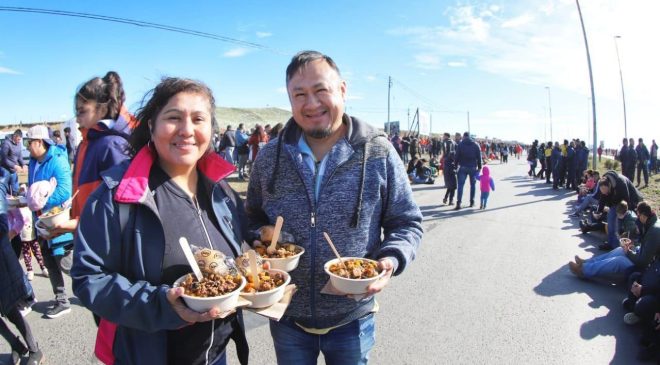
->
[636, 137, 650, 188]
[246, 50, 423, 364]
[454, 131, 482, 210]
[219, 124, 236, 165]
[0, 129, 26, 196]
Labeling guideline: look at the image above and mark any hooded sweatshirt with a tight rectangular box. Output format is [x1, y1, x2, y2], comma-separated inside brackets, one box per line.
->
[477, 165, 495, 193]
[245, 114, 423, 329]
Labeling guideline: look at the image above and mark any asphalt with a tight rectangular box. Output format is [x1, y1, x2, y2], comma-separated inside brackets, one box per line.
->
[0, 158, 644, 364]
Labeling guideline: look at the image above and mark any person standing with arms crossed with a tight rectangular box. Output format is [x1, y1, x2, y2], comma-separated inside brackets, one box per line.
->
[246, 50, 423, 364]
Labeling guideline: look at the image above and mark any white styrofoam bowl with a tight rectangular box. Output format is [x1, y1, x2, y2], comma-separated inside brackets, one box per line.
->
[6, 196, 27, 207]
[240, 269, 290, 308]
[324, 257, 385, 295]
[38, 207, 71, 228]
[262, 245, 305, 272]
[173, 274, 246, 313]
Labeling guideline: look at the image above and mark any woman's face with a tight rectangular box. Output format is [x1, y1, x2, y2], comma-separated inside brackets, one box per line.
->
[76, 100, 107, 129]
[151, 92, 213, 176]
[639, 212, 647, 225]
[599, 185, 610, 195]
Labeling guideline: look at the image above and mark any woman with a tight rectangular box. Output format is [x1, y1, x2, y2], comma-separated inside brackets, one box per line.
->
[248, 124, 269, 162]
[0, 196, 43, 365]
[71, 78, 248, 365]
[47, 71, 133, 242]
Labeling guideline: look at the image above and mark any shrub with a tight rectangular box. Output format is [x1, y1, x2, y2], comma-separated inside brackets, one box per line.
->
[613, 161, 620, 170]
[604, 159, 613, 169]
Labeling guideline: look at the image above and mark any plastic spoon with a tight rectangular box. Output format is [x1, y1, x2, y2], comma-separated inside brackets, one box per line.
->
[323, 232, 348, 272]
[247, 249, 260, 290]
[178, 237, 204, 282]
[266, 216, 284, 255]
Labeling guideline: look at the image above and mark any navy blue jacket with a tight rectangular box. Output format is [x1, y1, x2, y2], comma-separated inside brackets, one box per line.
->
[455, 137, 482, 170]
[0, 137, 24, 171]
[0, 196, 33, 316]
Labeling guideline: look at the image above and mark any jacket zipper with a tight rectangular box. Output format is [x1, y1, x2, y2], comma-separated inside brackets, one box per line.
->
[193, 196, 214, 250]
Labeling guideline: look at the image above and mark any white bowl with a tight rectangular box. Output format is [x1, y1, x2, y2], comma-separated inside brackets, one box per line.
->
[173, 274, 246, 313]
[38, 207, 71, 228]
[6, 196, 27, 207]
[324, 257, 385, 295]
[262, 245, 305, 272]
[240, 269, 290, 308]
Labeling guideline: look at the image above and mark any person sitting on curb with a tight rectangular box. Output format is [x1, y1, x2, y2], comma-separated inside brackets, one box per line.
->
[570, 202, 659, 282]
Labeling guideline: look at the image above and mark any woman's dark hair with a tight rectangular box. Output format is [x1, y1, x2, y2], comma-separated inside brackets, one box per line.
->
[286, 50, 340, 84]
[76, 71, 125, 120]
[129, 77, 216, 156]
[637, 201, 654, 218]
[270, 122, 284, 137]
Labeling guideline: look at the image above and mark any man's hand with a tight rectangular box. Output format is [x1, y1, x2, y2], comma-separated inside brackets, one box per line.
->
[166, 287, 232, 323]
[366, 258, 395, 295]
[631, 282, 642, 298]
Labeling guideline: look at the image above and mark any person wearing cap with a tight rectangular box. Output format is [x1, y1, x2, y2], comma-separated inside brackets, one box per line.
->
[0, 129, 27, 196]
[25, 125, 73, 319]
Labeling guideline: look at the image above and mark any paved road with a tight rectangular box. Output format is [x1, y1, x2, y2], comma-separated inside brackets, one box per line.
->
[1, 159, 642, 364]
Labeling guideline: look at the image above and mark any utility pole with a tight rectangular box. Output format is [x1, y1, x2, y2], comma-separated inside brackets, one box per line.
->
[467, 111, 470, 134]
[386, 76, 392, 135]
[576, 0, 598, 170]
[545, 87, 553, 142]
[614, 35, 627, 139]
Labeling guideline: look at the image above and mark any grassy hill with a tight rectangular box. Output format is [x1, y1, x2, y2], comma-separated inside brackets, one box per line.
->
[215, 107, 291, 131]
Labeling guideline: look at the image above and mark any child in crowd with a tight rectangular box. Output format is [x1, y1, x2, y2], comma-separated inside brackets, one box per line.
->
[411, 159, 435, 185]
[570, 170, 600, 217]
[577, 170, 596, 203]
[8, 205, 48, 281]
[443, 151, 457, 205]
[477, 165, 495, 210]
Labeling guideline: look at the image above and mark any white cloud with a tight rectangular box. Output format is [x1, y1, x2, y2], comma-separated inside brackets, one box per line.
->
[256, 31, 272, 38]
[447, 61, 466, 67]
[275, 87, 287, 94]
[501, 13, 534, 28]
[223, 48, 250, 58]
[0, 66, 20, 75]
[365, 75, 377, 82]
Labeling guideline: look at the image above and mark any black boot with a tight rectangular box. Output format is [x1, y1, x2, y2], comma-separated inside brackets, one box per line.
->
[26, 348, 44, 365]
[454, 202, 461, 210]
[11, 338, 28, 365]
[469, 200, 475, 208]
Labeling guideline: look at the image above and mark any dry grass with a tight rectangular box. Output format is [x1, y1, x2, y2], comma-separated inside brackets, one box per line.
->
[593, 158, 659, 210]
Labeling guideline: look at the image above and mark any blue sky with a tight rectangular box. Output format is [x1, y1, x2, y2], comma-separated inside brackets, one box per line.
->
[0, 0, 658, 148]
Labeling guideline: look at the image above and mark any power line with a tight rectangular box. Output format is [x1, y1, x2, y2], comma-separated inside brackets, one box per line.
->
[0, 6, 288, 55]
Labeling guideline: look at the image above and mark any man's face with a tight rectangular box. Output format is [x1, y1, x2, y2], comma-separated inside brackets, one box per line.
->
[287, 59, 346, 139]
[12, 135, 21, 144]
[27, 139, 46, 159]
[623, 138, 628, 146]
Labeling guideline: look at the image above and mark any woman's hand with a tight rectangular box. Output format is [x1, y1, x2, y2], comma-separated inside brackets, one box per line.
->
[166, 287, 232, 323]
[43, 218, 79, 239]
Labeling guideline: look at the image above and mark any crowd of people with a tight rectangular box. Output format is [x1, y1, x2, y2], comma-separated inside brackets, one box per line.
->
[0, 51, 423, 365]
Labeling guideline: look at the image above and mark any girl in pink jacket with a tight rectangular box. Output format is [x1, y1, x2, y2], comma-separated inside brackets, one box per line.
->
[477, 165, 495, 210]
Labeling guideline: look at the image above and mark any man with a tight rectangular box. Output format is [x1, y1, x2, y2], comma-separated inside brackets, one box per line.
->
[545, 141, 553, 184]
[219, 124, 236, 165]
[626, 137, 638, 181]
[636, 138, 650, 188]
[0, 129, 26, 196]
[246, 50, 423, 364]
[63, 127, 75, 163]
[25, 125, 73, 319]
[618, 137, 629, 178]
[651, 139, 659, 175]
[235, 123, 250, 179]
[454, 131, 482, 210]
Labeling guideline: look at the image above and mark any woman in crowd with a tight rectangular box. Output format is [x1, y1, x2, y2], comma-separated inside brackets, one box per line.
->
[248, 124, 269, 162]
[71, 78, 249, 365]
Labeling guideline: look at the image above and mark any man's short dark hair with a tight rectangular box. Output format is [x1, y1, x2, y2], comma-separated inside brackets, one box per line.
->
[286, 50, 341, 84]
[13, 129, 22, 138]
[463, 132, 469, 138]
[64, 127, 71, 133]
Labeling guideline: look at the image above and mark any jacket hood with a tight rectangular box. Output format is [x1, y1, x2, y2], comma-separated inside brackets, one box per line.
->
[481, 165, 490, 177]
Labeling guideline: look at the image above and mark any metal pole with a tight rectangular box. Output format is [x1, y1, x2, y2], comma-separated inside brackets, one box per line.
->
[576, 0, 598, 170]
[467, 111, 470, 134]
[386, 76, 391, 135]
[545, 87, 553, 141]
[614, 35, 627, 139]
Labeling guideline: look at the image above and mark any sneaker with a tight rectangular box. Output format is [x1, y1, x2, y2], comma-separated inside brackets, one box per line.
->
[26, 349, 43, 365]
[624, 312, 641, 325]
[10, 340, 28, 365]
[442, 198, 447, 205]
[41, 268, 49, 278]
[27, 271, 34, 281]
[45, 303, 71, 319]
[19, 306, 32, 317]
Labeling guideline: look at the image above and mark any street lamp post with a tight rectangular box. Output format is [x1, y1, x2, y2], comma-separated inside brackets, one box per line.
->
[614, 35, 627, 139]
[575, 0, 598, 170]
[545, 87, 553, 141]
